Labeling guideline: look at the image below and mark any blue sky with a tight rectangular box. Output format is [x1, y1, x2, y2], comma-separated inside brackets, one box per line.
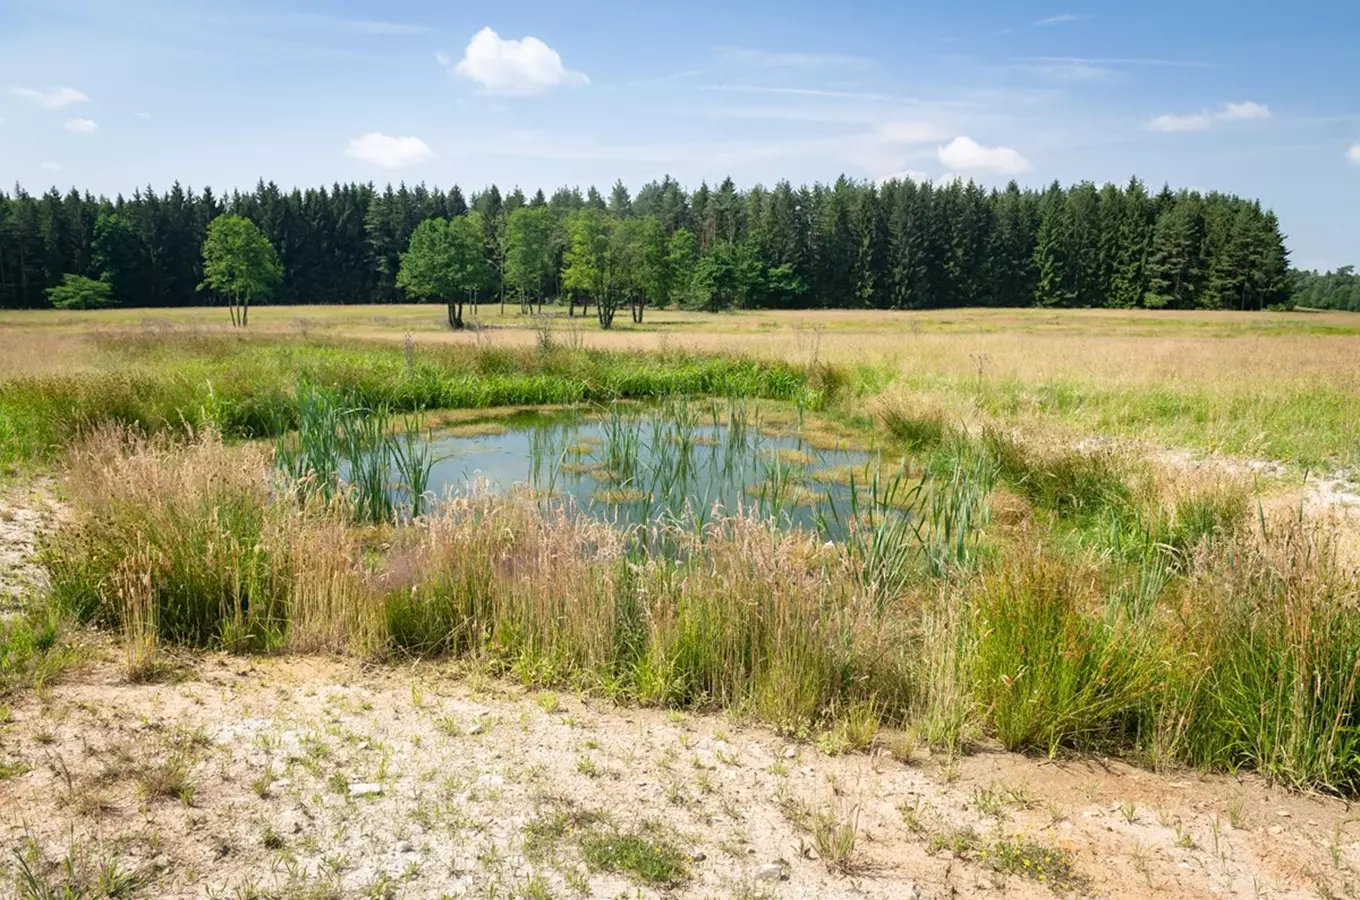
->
[2, 0, 1357, 269]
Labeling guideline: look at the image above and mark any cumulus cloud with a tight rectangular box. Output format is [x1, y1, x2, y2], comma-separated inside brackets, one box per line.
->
[452, 27, 588, 96]
[1148, 100, 1271, 133]
[346, 133, 434, 169]
[1220, 101, 1271, 121]
[64, 117, 98, 135]
[12, 86, 89, 109]
[936, 136, 1031, 174]
[1348, 144, 1360, 165]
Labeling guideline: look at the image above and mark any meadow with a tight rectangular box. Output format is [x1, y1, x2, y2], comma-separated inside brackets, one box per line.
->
[3, 303, 1360, 896]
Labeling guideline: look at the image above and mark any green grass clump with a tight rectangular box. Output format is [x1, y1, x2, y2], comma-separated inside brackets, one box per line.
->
[0, 609, 75, 698]
[969, 553, 1159, 756]
[926, 827, 1083, 890]
[579, 821, 690, 888]
[876, 394, 955, 451]
[983, 427, 1129, 518]
[1160, 519, 1360, 792]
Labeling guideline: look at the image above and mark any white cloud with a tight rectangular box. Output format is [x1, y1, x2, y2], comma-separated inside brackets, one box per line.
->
[1148, 113, 1213, 133]
[714, 46, 876, 70]
[1148, 100, 1271, 133]
[937, 136, 1031, 173]
[134, 111, 152, 119]
[435, 51, 452, 66]
[346, 133, 434, 169]
[936, 173, 967, 187]
[1035, 13, 1091, 25]
[453, 27, 588, 96]
[12, 86, 89, 109]
[1220, 100, 1271, 121]
[64, 117, 98, 135]
[40, 161, 61, 173]
[1348, 144, 1360, 165]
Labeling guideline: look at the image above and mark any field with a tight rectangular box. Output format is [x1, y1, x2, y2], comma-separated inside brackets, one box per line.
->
[2, 303, 1360, 899]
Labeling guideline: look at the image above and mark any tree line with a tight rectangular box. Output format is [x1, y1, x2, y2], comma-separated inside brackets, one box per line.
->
[0, 174, 1308, 317]
[1290, 267, 1360, 312]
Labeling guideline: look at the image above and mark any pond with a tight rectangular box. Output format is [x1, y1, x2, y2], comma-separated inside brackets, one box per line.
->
[418, 403, 887, 538]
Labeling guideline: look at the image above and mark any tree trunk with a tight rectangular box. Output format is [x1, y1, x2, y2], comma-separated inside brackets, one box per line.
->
[241, 295, 249, 327]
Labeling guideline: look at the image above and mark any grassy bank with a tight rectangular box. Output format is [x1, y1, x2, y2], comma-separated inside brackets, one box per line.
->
[41, 422, 1360, 794]
[0, 333, 826, 473]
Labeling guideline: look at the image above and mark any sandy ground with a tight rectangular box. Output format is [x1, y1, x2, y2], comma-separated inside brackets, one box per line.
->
[3, 455, 1360, 899]
[0, 479, 57, 615]
[3, 651, 1359, 900]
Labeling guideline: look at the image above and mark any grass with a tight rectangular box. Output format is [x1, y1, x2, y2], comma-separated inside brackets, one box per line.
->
[9, 309, 1360, 798]
[0, 331, 820, 474]
[578, 821, 691, 888]
[0, 610, 76, 699]
[36, 410, 1360, 793]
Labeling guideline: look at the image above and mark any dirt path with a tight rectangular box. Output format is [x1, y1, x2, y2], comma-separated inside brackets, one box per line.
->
[0, 478, 58, 614]
[2, 653, 1356, 900]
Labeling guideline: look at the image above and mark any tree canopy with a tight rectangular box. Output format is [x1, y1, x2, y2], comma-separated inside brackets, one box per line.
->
[46, 273, 113, 310]
[0, 174, 1318, 317]
[396, 213, 491, 329]
[199, 214, 281, 327]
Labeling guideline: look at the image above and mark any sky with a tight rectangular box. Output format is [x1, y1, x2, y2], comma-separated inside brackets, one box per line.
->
[1, 0, 1357, 270]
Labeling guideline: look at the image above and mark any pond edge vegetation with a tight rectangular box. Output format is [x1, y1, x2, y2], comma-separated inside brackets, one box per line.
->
[4, 333, 1360, 801]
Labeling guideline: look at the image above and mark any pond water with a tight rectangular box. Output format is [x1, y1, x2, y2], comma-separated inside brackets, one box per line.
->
[417, 405, 884, 537]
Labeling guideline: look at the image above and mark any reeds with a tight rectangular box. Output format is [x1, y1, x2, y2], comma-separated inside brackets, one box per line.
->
[41, 420, 1360, 794]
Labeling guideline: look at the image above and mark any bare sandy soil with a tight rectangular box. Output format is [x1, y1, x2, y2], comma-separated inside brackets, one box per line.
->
[3, 458, 1360, 899]
[0, 479, 57, 615]
[3, 651, 1358, 900]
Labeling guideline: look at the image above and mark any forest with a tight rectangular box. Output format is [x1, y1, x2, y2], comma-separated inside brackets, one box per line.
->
[0, 174, 1311, 315]
[1291, 266, 1360, 312]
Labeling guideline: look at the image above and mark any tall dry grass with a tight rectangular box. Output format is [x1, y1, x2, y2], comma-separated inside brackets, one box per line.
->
[42, 426, 1360, 791]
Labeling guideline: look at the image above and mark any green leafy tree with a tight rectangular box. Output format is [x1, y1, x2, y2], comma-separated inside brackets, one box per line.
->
[46, 273, 113, 310]
[562, 209, 619, 327]
[199, 214, 281, 326]
[396, 214, 492, 329]
[505, 206, 557, 314]
[611, 216, 668, 322]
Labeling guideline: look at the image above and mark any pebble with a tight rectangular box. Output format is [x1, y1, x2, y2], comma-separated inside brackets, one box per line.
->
[783, 747, 797, 759]
[349, 783, 383, 797]
[754, 863, 786, 882]
[1276, 809, 1292, 818]
[398, 841, 414, 853]
[691, 850, 707, 862]
[469, 723, 486, 735]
